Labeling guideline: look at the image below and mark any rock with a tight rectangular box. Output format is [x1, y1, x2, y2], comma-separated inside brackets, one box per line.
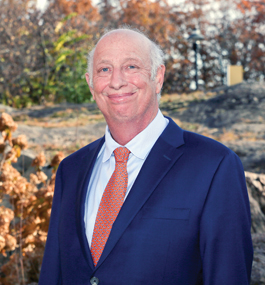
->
[178, 82, 265, 128]
[244, 172, 265, 284]
[245, 171, 265, 211]
[240, 172, 265, 284]
[251, 233, 265, 285]
[245, 171, 265, 229]
[226, 141, 265, 174]
[12, 149, 36, 176]
[248, 190, 265, 234]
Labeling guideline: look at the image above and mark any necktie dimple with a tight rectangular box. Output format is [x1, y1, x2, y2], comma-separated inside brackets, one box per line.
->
[91, 147, 130, 266]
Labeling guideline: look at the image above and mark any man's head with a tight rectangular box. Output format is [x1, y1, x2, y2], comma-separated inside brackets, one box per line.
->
[85, 28, 165, 131]
[87, 28, 165, 99]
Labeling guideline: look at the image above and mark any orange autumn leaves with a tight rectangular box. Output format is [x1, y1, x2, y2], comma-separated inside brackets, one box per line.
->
[0, 112, 64, 284]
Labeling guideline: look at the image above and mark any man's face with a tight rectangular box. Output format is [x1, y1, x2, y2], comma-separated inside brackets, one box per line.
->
[86, 30, 165, 127]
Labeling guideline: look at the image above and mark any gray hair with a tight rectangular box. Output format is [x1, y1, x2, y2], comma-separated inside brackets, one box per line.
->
[87, 27, 164, 99]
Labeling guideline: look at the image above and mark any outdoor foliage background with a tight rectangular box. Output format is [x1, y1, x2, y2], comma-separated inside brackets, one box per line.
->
[0, 112, 64, 284]
[0, 0, 265, 107]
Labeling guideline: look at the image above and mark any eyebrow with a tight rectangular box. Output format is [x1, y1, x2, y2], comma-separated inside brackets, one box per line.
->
[96, 60, 112, 65]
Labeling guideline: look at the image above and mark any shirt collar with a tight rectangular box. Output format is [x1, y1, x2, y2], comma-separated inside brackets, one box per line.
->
[103, 109, 168, 162]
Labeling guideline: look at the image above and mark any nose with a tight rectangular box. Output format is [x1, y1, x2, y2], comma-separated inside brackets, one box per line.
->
[109, 68, 127, 90]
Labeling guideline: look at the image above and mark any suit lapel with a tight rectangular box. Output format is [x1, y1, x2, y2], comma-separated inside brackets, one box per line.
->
[96, 118, 185, 268]
[75, 137, 105, 271]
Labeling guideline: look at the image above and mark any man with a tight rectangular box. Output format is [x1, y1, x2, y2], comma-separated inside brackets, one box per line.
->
[39, 28, 253, 284]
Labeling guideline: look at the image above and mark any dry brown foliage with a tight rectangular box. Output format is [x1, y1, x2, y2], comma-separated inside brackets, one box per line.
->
[31, 152, 46, 168]
[12, 135, 28, 151]
[0, 112, 65, 284]
[0, 113, 18, 133]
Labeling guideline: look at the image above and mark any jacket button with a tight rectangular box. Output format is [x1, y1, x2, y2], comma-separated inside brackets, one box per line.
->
[90, 276, 99, 285]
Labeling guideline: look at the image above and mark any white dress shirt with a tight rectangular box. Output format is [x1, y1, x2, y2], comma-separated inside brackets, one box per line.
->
[84, 110, 169, 247]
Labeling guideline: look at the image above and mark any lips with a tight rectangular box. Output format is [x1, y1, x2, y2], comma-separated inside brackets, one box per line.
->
[107, 92, 136, 102]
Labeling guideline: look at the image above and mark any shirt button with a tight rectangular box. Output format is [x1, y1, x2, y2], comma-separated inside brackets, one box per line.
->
[90, 276, 99, 285]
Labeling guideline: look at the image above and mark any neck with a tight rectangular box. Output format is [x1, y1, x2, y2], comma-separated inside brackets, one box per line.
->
[107, 108, 159, 146]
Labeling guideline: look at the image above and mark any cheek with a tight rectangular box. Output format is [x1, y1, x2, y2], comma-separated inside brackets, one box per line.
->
[93, 76, 110, 93]
[128, 74, 149, 88]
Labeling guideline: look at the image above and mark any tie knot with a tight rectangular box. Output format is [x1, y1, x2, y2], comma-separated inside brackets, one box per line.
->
[114, 147, 130, 163]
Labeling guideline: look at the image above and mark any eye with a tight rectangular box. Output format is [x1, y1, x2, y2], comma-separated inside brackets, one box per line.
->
[128, 65, 136, 69]
[102, 67, 109, 72]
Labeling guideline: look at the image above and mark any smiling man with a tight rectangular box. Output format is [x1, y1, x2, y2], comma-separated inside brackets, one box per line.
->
[39, 28, 253, 285]
[87, 30, 164, 145]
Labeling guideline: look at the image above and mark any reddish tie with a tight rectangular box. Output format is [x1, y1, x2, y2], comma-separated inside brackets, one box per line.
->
[91, 147, 130, 266]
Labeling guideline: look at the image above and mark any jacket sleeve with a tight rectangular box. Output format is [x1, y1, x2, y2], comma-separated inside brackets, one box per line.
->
[200, 150, 253, 284]
[39, 163, 63, 285]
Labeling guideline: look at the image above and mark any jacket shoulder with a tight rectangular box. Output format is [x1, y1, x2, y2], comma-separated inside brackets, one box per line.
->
[60, 136, 104, 167]
[182, 129, 236, 159]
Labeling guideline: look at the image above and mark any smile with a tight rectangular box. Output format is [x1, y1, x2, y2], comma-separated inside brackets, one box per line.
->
[107, 92, 136, 102]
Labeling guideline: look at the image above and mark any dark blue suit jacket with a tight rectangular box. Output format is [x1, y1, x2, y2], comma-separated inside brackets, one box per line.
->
[39, 117, 253, 284]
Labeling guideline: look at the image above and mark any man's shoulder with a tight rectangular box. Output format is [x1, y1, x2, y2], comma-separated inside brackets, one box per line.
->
[165, 116, 233, 158]
[61, 136, 104, 166]
[175, 129, 245, 175]
[182, 129, 235, 160]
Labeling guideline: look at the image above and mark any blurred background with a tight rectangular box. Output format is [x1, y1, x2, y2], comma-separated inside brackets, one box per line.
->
[0, 0, 264, 106]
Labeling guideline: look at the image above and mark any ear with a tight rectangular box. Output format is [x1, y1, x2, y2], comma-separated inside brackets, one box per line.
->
[85, 72, 95, 99]
[155, 65, 165, 94]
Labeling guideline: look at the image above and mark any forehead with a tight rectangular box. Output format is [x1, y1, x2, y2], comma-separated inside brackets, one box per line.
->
[93, 30, 151, 65]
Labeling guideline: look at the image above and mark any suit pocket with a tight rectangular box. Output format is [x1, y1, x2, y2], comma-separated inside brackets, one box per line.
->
[142, 207, 190, 220]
